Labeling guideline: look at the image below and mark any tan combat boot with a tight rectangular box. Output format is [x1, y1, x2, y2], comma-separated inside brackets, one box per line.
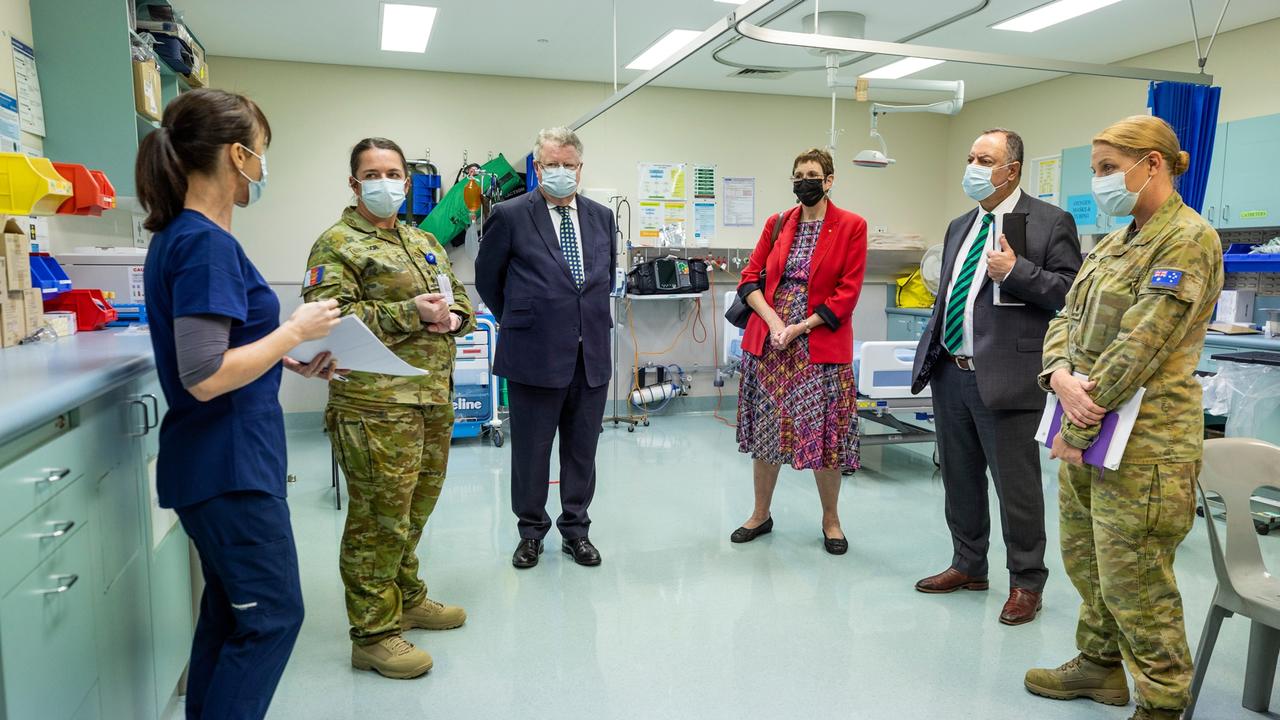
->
[402, 597, 467, 631]
[1024, 653, 1130, 705]
[351, 634, 433, 679]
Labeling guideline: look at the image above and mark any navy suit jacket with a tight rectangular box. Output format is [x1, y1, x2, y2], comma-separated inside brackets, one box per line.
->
[475, 190, 617, 389]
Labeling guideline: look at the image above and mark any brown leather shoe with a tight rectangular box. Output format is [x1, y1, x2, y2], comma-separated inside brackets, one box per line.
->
[915, 567, 989, 594]
[999, 587, 1043, 625]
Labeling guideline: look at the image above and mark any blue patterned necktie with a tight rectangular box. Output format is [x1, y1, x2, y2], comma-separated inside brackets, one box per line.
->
[942, 213, 995, 355]
[556, 206, 585, 286]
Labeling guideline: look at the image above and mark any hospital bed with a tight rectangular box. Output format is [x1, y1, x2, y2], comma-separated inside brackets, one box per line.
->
[721, 292, 936, 447]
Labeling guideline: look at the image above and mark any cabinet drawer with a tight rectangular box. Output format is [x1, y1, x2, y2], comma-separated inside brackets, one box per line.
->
[0, 414, 87, 536]
[0, 473, 92, 595]
[93, 465, 144, 593]
[1, 523, 97, 720]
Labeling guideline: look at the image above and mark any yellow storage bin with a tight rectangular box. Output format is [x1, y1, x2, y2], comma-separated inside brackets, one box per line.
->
[0, 153, 74, 216]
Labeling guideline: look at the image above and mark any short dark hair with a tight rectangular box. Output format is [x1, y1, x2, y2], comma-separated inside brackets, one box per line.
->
[135, 88, 271, 231]
[350, 137, 408, 177]
[793, 147, 835, 176]
[982, 127, 1024, 167]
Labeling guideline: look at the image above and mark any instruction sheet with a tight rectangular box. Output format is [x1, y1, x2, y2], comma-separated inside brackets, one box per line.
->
[693, 202, 716, 246]
[723, 177, 755, 227]
[11, 38, 44, 137]
[638, 162, 686, 201]
[693, 164, 716, 199]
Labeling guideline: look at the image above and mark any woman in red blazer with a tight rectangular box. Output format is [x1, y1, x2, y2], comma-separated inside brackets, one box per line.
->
[731, 148, 868, 555]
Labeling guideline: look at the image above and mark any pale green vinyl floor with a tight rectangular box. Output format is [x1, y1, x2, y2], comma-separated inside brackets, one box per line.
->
[172, 414, 1276, 720]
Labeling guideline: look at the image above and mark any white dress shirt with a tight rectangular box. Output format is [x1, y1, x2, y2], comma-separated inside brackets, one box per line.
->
[545, 196, 584, 269]
[944, 187, 1022, 356]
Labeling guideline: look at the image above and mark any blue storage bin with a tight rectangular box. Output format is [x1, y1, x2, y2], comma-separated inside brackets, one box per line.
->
[29, 254, 73, 296]
[452, 384, 491, 422]
[1224, 243, 1280, 273]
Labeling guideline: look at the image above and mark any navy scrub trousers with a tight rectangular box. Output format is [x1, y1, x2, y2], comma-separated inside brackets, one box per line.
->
[177, 493, 304, 719]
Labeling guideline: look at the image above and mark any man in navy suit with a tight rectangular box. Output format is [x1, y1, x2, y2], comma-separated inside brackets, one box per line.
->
[476, 127, 617, 569]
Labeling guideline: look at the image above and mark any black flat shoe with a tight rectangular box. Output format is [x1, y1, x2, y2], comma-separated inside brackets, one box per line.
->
[562, 537, 602, 566]
[513, 538, 543, 568]
[823, 531, 848, 555]
[730, 517, 773, 543]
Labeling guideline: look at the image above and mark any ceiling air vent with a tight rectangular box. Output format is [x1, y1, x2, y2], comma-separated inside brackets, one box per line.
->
[728, 68, 793, 80]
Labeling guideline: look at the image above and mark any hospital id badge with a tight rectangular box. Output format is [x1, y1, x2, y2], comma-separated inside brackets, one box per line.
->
[436, 273, 455, 306]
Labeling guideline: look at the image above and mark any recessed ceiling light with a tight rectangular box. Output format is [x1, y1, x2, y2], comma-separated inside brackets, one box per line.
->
[380, 3, 437, 53]
[626, 29, 702, 71]
[992, 0, 1123, 33]
[862, 57, 944, 80]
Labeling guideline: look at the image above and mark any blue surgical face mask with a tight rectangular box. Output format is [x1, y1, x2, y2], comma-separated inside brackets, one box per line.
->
[540, 166, 579, 199]
[1092, 155, 1152, 217]
[235, 144, 267, 207]
[358, 177, 406, 218]
[962, 162, 1013, 202]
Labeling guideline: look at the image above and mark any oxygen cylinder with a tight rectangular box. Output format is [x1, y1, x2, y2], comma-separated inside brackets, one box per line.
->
[630, 382, 679, 406]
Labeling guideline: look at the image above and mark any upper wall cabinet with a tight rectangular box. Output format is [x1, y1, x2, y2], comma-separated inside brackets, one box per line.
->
[1205, 114, 1280, 230]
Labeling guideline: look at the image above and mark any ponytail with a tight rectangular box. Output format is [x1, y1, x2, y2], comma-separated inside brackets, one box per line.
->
[135, 88, 272, 232]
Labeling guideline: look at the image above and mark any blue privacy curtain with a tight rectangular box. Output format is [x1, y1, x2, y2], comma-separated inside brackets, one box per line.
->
[1148, 80, 1222, 212]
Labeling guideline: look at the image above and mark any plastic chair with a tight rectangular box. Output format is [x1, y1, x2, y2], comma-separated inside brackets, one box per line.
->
[1187, 437, 1280, 719]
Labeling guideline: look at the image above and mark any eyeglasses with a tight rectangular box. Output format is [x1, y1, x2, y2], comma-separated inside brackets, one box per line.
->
[791, 174, 828, 181]
[539, 162, 581, 171]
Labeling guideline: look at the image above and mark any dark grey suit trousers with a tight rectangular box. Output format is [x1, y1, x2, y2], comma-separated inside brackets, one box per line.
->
[930, 361, 1048, 591]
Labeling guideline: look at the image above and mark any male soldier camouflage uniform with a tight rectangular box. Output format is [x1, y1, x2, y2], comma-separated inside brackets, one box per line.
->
[1039, 191, 1223, 712]
[303, 207, 474, 645]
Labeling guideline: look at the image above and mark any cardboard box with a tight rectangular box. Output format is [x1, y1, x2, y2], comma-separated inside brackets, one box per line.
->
[20, 288, 42, 335]
[0, 293, 22, 347]
[0, 258, 7, 295]
[133, 60, 162, 121]
[1215, 289, 1256, 324]
[183, 41, 207, 88]
[1, 220, 29, 290]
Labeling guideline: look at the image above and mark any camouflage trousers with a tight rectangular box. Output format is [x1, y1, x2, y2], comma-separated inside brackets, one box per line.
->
[326, 400, 455, 644]
[1059, 461, 1199, 711]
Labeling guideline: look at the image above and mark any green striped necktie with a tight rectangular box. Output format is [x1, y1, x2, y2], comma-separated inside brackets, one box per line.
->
[942, 213, 995, 355]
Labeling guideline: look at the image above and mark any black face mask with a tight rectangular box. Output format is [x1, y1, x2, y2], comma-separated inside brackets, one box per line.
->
[793, 178, 826, 207]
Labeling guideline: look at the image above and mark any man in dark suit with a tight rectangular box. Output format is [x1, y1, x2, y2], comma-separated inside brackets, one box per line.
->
[911, 128, 1081, 625]
[476, 127, 617, 569]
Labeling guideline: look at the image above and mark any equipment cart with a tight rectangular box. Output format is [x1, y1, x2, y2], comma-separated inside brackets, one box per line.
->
[452, 315, 504, 447]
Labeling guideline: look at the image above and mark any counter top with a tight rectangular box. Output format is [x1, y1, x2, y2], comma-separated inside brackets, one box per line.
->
[1202, 333, 1280, 352]
[0, 330, 156, 446]
[886, 307, 933, 318]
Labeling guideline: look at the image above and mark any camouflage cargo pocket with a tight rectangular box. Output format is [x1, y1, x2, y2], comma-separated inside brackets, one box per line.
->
[325, 406, 373, 480]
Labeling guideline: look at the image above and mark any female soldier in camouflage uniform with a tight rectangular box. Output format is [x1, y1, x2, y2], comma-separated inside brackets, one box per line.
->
[1025, 116, 1223, 720]
[303, 138, 474, 679]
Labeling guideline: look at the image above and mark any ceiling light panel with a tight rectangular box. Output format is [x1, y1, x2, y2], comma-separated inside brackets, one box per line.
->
[862, 57, 945, 79]
[381, 3, 438, 53]
[992, 0, 1124, 33]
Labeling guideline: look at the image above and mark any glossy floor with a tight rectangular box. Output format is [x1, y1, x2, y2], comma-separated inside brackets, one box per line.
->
[176, 415, 1276, 720]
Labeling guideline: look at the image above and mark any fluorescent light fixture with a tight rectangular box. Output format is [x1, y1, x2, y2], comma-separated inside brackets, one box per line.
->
[626, 29, 701, 70]
[862, 57, 944, 79]
[380, 3, 437, 53]
[992, 0, 1123, 33]
[714, 0, 750, 4]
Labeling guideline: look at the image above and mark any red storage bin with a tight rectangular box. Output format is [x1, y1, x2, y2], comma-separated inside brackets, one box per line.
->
[52, 163, 116, 216]
[43, 289, 117, 331]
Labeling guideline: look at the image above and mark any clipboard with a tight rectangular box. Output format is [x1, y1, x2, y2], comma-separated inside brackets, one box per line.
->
[993, 212, 1027, 306]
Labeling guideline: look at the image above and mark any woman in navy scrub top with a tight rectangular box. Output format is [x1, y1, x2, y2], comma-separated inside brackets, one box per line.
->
[138, 89, 340, 720]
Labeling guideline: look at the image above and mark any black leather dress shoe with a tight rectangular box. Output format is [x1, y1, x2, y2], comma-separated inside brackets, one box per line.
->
[562, 537, 602, 566]
[730, 517, 773, 544]
[512, 539, 543, 569]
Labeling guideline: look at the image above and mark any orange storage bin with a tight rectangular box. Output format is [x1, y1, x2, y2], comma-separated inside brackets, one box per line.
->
[52, 163, 117, 216]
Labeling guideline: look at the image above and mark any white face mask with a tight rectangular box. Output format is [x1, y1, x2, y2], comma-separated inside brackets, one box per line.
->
[235, 144, 267, 207]
[1091, 156, 1151, 217]
[962, 162, 1014, 202]
[358, 177, 406, 218]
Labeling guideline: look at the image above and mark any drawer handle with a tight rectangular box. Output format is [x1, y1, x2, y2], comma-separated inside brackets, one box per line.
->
[128, 399, 149, 437]
[43, 468, 71, 484]
[39, 520, 76, 540]
[143, 394, 161, 431]
[41, 574, 79, 595]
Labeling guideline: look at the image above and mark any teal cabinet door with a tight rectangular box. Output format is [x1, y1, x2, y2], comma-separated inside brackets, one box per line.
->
[1219, 114, 1280, 228]
[1202, 122, 1228, 227]
[1059, 145, 1098, 235]
[150, 526, 193, 711]
[94, 551, 157, 720]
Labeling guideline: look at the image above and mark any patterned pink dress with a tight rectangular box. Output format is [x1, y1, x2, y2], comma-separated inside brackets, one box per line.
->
[737, 220, 861, 472]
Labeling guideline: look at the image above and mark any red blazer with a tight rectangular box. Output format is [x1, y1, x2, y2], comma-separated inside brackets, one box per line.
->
[737, 201, 867, 365]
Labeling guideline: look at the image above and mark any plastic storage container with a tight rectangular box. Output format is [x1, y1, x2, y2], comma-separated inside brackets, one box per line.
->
[42, 289, 117, 331]
[1223, 243, 1280, 274]
[52, 163, 116, 216]
[0, 153, 74, 215]
[28, 253, 73, 296]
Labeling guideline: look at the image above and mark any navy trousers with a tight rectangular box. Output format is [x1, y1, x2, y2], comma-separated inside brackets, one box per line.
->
[176, 491, 304, 720]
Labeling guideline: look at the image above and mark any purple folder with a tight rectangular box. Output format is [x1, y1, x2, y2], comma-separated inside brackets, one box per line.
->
[1042, 401, 1123, 469]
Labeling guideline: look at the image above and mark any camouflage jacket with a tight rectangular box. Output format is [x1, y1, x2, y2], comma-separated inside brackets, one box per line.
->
[303, 207, 475, 406]
[1040, 192, 1223, 463]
